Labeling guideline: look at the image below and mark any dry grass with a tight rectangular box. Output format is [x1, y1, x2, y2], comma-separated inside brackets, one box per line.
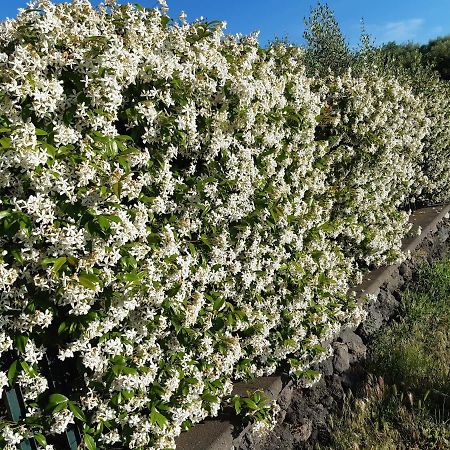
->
[312, 259, 450, 450]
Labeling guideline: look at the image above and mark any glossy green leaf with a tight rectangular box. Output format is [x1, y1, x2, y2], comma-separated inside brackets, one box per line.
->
[48, 393, 69, 407]
[57, 321, 67, 334]
[52, 256, 67, 274]
[11, 249, 23, 263]
[34, 433, 47, 447]
[84, 434, 96, 450]
[20, 361, 35, 376]
[242, 398, 258, 410]
[97, 215, 110, 231]
[78, 272, 100, 290]
[150, 407, 168, 429]
[68, 401, 86, 422]
[7, 360, 18, 386]
[15, 335, 28, 353]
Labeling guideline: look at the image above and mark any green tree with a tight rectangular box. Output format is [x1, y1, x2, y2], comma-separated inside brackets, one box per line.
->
[303, 2, 352, 76]
[379, 42, 422, 70]
[421, 36, 450, 80]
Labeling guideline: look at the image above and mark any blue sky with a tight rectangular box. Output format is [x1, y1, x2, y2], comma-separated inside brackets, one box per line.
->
[1, 0, 450, 47]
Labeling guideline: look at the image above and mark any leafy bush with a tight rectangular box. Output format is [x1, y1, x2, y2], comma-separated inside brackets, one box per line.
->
[312, 69, 427, 265]
[0, 1, 448, 449]
[367, 42, 450, 205]
[422, 36, 450, 80]
[303, 3, 353, 76]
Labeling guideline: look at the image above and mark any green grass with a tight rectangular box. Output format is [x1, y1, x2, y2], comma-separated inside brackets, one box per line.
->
[313, 258, 450, 450]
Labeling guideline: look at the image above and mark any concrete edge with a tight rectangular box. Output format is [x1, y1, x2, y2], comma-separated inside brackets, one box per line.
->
[351, 205, 450, 298]
[175, 205, 450, 450]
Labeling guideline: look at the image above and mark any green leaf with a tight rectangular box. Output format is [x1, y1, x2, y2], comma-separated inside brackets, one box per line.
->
[252, 391, 262, 403]
[67, 256, 79, 267]
[106, 140, 118, 157]
[107, 214, 122, 224]
[52, 256, 67, 274]
[202, 392, 218, 403]
[84, 434, 96, 450]
[213, 297, 225, 311]
[0, 211, 11, 220]
[11, 249, 23, 264]
[161, 15, 170, 28]
[122, 366, 138, 376]
[0, 127, 10, 133]
[68, 401, 86, 422]
[97, 215, 110, 231]
[112, 181, 122, 197]
[34, 433, 47, 447]
[243, 398, 259, 410]
[117, 156, 130, 172]
[57, 322, 67, 334]
[48, 393, 69, 407]
[7, 360, 18, 386]
[233, 396, 241, 414]
[35, 128, 48, 136]
[52, 402, 68, 413]
[83, 35, 108, 44]
[116, 135, 133, 142]
[42, 142, 57, 157]
[121, 389, 134, 400]
[150, 407, 168, 429]
[41, 257, 56, 265]
[24, 8, 43, 14]
[20, 361, 35, 376]
[15, 335, 28, 353]
[78, 272, 100, 290]
[0, 137, 11, 148]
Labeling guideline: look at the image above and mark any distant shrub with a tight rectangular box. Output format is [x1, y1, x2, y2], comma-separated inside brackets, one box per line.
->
[303, 3, 353, 76]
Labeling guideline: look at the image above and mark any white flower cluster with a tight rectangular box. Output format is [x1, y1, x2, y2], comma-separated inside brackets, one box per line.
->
[415, 76, 450, 203]
[0, 1, 446, 449]
[312, 69, 428, 266]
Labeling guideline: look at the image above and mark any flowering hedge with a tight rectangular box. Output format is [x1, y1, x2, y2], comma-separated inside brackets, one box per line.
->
[415, 76, 450, 203]
[0, 1, 447, 449]
[313, 70, 428, 265]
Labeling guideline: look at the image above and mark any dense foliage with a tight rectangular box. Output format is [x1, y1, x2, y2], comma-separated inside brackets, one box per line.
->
[422, 36, 450, 80]
[0, 1, 448, 449]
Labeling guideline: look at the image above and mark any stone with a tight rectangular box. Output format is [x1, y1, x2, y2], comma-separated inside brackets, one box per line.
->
[277, 383, 293, 411]
[399, 262, 412, 278]
[338, 329, 367, 359]
[315, 357, 334, 376]
[377, 289, 400, 318]
[321, 394, 333, 407]
[358, 309, 383, 337]
[328, 374, 345, 400]
[291, 418, 312, 443]
[438, 227, 449, 243]
[384, 270, 403, 291]
[175, 418, 234, 450]
[309, 404, 328, 424]
[333, 343, 350, 373]
[261, 425, 295, 450]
